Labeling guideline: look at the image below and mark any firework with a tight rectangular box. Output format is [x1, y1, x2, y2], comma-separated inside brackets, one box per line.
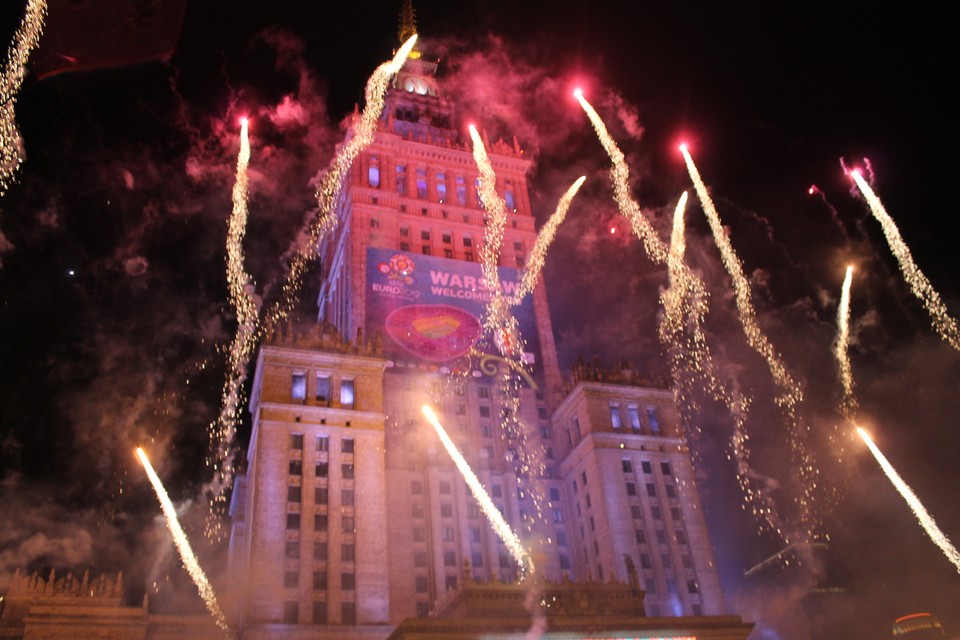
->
[850, 169, 960, 351]
[0, 0, 47, 195]
[681, 144, 819, 538]
[856, 429, 960, 573]
[207, 118, 260, 534]
[835, 265, 856, 421]
[135, 448, 230, 634]
[516, 176, 586, 300]
[264, 34, 418, 334]
[421, 406, 534, 576]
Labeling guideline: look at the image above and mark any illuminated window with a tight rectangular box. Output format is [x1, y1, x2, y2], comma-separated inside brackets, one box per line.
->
[340, 379, 355, 408]
[641, 554, 652, 569]
[291, 372, 306, 401]
[628, 404, 641, 430]
[505, 189, 516, 211]
[416, 169, 427, 198]
[436, 173, 446, 202]
[316, 375, 331, 405]
[456, 176, 467, 205]
[397, 165, 407, 195]
[609, 403, 622, 429]
[368, 163, 380, 188]
[647, 406, 661, 433]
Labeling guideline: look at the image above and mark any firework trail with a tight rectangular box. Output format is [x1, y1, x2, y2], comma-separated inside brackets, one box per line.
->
[835, 266, 857, 422]
[856, 428, 960, 573]
[206, 119, 259, 534]
[850, 169, 960, 352]
[681, 144, 819, 538]
[136, 448, 230, 635]
[574, 90, 668, 263]
[808, 184, 850, 242]
[421, 406, 534, 576]
[467, 125, 549, 534]
[263, 34, 418, 334]
[659, 192, 783, 540]
[0, 0, 47, 196]
[516, 176, 586, 300]
[576, 92, 786, 539]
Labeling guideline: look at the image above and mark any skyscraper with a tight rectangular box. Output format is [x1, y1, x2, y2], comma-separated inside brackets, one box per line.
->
[227, 21, 730, 637]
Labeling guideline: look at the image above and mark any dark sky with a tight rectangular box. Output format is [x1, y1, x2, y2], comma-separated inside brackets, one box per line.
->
[1, 2, 959, 638]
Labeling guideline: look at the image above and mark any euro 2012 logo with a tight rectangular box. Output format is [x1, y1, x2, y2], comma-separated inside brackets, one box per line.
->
[377, 254, 415, 284]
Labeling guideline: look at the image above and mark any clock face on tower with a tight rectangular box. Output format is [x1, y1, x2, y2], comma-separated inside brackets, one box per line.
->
[403, 77, 429, 95]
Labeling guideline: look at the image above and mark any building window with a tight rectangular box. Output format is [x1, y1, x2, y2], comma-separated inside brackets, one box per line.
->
[440, 503, 453, 518]
[416, 602, 430, 618]
[314, 542, 327, 561]
[442, 232, 452, 244]
[442, 526, 455, 542]
[443, 248, 453, 258]
[342, 602, 356, 625]
[436, 173, 446, 202]
[439, 480, 451, 495]
[414, 551, 427, 567]
[609, 403, 622, 429]
[400, 226, 410, 237]
[286, 513, 301, 530]
[631, 505, 643, 520]
[415, 576, 428, 592]
[283, 601, 298, 624]
[412, 502, 424, 518]
[671, 507, 683, 522]
[557, 532, 567, 546]
[541, 425, 551, 439]
[589, 516, 595, 532]
[635, 529, 646, 544]
[317, 435, 329, 451]
[314, 514, 328, 531]
[342, 463, 354, 480]
[400, 241, 410, 252]
[284, 571, 299, 588]
[482, 424, 492, 437]
[479, 405, 490, 418]
[445, 575, 458, 591]
[316, 462, 329, 477]
[472, 550, 484, 567]
[456, 176, 467, 205]
[341, 573, 355, 590]
[291, 372, 306, 401]
[340, 379, 355, 409]
[470, 527, 482, 543]
[656, 529, 667, 544]
[585, 493, 592, 509]
[505, 190, 516, 211]
[291, 434, 304, 449]
[464, 251, 474, 261]
[289, 461, 303, 476]
[646, 483, 657, 497]
[444, 550, 457, 566]
[342, 438, 355, 454]
[411, 480, 423, 495]
[652, 506, 662, 520]
[342, 543, 356, 562]
[342, 489, 355, 507]
[661, 461, 673, 476]
[368, 163, 380, 188]
[661, 553, 672, 569]
[413, 527, 426, 542]
[342, 516, 355, 533]
[665, 484, 677, 498]
[316, 375, 331, 405]
[626, 482, 637, 496]
[416, 169, 428, 198]
[313, 571, 327, 591]
[622, 459, 633, 473]
[549, 487, 561, 502]
[628, 404, 641, 430]
[647, 407, 661, 433]
[645, 578, 656, 593]
[285, 541, 300, 558]
[641, 553, 652, 569]
[288, 486, 302, 502]
[313, 601, 327, 624]
[491, 485, 502, 498]
[468, 503, 479, 519]
[676, 530, 688, 545]
[553, 509, 564, 523]
[682, 554, 693, 569]
[573, 417, 582, 441]
[642, 461, 653, 474]
[397, 165, 407, 195]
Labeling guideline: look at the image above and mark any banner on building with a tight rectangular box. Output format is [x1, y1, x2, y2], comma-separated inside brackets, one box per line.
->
[365, 248, 541, 374]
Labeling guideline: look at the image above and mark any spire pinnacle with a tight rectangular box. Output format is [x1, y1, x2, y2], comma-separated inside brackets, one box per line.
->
[398, 0, 417, 45]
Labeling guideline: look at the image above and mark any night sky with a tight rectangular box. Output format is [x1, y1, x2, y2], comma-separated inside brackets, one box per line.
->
[1, 2, 959, 638]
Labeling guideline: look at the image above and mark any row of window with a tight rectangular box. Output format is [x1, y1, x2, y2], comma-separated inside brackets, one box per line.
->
[283, 569, 355, 591]
[622, 459, 672, 476]
[292, 434, 353, 453]
[291, 372, 355, 407]
[366, 159, 520, 213]
[609, 402, 661, 433]
[288, 486, 354, 506]
[289, 461, 354, 479]
[286, 513, 356, 533]
[282, 600, 354, 625]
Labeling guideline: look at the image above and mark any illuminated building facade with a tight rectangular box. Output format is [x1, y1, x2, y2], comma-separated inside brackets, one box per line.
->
[225, 21, 741, 639]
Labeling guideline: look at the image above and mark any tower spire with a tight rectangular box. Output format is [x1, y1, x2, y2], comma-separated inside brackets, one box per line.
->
[398, 0, 417, 45]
